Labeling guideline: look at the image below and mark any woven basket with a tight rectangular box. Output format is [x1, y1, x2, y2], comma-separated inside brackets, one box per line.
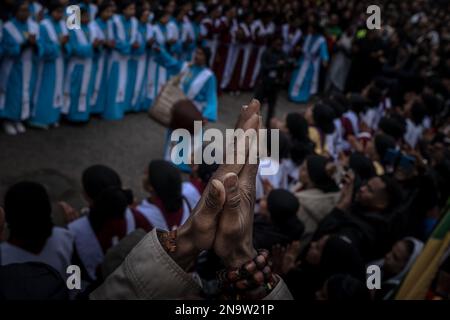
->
[148, 73, 186, 127]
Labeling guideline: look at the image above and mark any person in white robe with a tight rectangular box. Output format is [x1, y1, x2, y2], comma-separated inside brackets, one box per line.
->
[30, 3, 68, 128]
[1, 2, 40, 135]
[88, 1, 114, 115]
[289, 24, 329, 103]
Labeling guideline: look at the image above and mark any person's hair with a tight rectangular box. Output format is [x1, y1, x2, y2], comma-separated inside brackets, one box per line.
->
[82, 164, 122, 201]
[4, 181, 53, 250]
[326, 274, 371, 301]
[148, 160, 183, 213]
[88, 186, 129, 231]
[197, 162, 219, 184]
[320, 235, 365, 281]
[46, 0, 64, 13]
[313, 102, 336, 134]
[118, 0, 134, 13]
[306, 155, 339, 193]
[410, 101, 428, 125]
[96, 0, 114, 17]
[378, 115, 407, 141]
[196, 45, 211, 67]
[379, 175, 404, 211]
[286, 112, 309, 142]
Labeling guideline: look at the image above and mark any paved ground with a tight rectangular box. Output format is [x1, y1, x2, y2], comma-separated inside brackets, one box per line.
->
[0, 91, 305, 224]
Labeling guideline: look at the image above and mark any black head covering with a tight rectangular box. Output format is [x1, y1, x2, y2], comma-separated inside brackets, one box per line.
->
[0, 262, 68, 300]
[374, 134, 396, 162]
[306, 155, 338, 192]
[4, 181, 53, 248]
[320, 235, 366, 281]
[349, 152, 376, 181]
[313, 102, 336, 134]
[148, 160, 182, 212]
[326, 274, 371, 301]
[286, 112, 309, 142]
[82, 164, 122, 200]
[378, 115, 407, 141]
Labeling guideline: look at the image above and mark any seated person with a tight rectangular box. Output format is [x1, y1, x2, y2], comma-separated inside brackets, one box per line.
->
[0, 182, 74, 277]
[370, 237, 423, 300]
[68, 165, 151, 282]
[138, 160, 198, 231]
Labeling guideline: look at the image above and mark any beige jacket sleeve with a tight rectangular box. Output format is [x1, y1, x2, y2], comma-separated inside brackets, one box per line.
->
[90, 229, 293, 300]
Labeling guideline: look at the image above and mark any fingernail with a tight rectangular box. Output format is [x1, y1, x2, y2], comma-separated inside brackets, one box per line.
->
[223, 173, 238, 189]
[211, 179, 221, 197]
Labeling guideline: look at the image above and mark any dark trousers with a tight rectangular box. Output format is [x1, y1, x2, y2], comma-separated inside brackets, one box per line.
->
[254, 81, 279, 129]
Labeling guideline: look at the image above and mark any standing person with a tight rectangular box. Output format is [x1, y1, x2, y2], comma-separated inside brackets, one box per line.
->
[89, 0, 115, 115]
[281, 16, 302, 56]
[289, 23, 329, 103]
[325, 27, 353, 93]
[1, 1, 39, 135]
[245, 11, 275, 90]
[211, 5, 237, 88]
[30, 1, 68, 129]
[201, 4, 221, 67]
[0, 181, 75, 277]
[254, 37, 288, 128]
[62, 6, 96, 123]
[103, 0, 138, 120]
[129, 1, 150, 112]
[151, 10, 174, 97]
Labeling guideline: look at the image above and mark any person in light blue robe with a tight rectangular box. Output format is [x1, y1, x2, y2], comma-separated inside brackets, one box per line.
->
[1, 2, 40, 135]
[129, 3, 150, 112]
[63, 8, 95, 122]
[88, 2, 114, 115]
[103, 1, 138, 120]
[29, 4, 69, 128]
[151, 12, 174, 99]
[154, 45, 218, 172]
[288, 24, 329, 103]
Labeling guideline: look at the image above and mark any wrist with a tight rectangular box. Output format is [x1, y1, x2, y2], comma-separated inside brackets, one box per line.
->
[225, 244, 257, 269]
[166, 221, 200, 271]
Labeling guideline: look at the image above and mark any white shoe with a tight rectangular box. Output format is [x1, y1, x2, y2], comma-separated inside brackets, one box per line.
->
[3, 122, 17, 135]
[52, 122, 60, 128]
[15, 122, 26, 133]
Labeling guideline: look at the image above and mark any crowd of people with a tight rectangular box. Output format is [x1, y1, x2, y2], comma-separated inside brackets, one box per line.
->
[1, 0, 450, 301]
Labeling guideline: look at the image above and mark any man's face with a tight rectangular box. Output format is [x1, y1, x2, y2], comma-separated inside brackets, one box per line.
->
[355, 177, 388, 211]
[384, 240, 410, 277]
[306, 235, 330, 265]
